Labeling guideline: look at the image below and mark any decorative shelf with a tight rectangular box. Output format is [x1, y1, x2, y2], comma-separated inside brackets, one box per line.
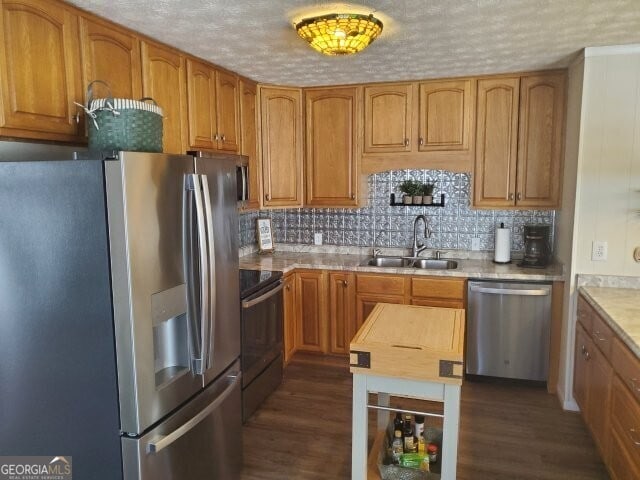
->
[389, 193, 445, 207]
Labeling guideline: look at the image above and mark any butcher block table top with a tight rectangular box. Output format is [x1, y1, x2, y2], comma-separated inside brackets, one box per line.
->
[349, 303, 465, 386]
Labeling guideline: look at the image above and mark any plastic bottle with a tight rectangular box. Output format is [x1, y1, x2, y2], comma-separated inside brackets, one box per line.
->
[391, 430, 403, 464]
[414, 415, 425, 453]
[403, 414, 415, 453]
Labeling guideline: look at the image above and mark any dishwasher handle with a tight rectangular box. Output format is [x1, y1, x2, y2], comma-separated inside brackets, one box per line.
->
[469, 285, 550, 296]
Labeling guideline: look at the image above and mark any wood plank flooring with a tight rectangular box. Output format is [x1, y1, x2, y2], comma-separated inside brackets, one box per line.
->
[241, 353, 609, 479]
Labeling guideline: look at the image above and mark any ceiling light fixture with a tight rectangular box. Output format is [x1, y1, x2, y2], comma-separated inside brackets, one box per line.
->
[295, 13, 383, 56]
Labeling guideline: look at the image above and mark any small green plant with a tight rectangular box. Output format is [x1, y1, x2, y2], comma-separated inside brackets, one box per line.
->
[422, 182, 435, 196]
[399, 179, 422, 196]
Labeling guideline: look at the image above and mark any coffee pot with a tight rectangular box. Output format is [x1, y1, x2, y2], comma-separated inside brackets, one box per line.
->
[520, 225, 551, 268]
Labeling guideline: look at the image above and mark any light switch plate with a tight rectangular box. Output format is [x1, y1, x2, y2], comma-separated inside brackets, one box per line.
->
[591, 240, 608, 261]
[471, 237, 481, 251]
[314, 233, 323, 245]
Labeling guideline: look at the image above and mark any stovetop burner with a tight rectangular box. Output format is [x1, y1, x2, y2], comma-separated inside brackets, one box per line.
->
[239, 269, 283, 299]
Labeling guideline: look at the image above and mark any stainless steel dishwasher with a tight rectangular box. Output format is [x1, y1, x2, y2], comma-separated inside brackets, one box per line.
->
[466, 280, 552, 381]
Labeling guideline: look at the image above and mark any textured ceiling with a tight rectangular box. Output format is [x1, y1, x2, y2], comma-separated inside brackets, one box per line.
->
[68, 0, 640, 86]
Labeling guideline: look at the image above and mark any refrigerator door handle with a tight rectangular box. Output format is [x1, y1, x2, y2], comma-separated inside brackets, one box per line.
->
[146, 371, 241, 454]
[191, 174, 209, 375]
[201, 174, 216, 371]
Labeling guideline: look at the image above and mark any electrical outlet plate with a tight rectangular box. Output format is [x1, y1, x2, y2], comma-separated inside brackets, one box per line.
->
[591, 241, 608, 261]
[471, 237, 481, 251]
[314, 233, 323, 245]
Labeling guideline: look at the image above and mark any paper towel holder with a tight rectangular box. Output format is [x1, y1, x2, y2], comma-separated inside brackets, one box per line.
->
[493, 222, 512, 264]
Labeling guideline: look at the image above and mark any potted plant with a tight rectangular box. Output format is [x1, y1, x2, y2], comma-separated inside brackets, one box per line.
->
[399, 180, 422, 204]
[422, 182, 435, 205]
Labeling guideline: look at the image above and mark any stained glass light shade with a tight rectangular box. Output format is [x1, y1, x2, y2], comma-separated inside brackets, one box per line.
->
[295, 13, 383, 56]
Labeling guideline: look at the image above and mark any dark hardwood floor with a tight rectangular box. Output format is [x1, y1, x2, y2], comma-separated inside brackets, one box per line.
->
[241, 353, 609, 479]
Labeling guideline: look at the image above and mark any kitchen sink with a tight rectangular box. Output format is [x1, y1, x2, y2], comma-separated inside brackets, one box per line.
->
[413, 259, 458, 270]
[360, 256, 459, 270]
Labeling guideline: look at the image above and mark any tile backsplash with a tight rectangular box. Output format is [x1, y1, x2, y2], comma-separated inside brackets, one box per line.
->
[239, 169, 555, 253]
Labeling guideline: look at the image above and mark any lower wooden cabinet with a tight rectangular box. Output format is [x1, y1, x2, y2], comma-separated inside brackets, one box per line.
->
[328, 271, 356, 355]
[282, 273, 296, 365]
[410, 277, 465, 308]
[295, 271, 328, 353]
[609, 375, 640, 479]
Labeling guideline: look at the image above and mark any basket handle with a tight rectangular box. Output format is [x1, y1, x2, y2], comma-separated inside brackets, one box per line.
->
[86, 80, 114, 108]
[139, 97, 159, 106]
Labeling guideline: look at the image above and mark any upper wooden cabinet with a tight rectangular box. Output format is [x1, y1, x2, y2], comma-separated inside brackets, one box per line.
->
[474, 72, 566, 208]
[186, 58, 239, 152]
[0, 0, 84, 141]
[239, 78, 260, 210]
[362, 79, 475, 173]
[259, 86, 304, 208]
[79, 17, 142, 99]
[141, 41, 188, 154]
[363, 83, 413, 153]
[305, 87, 359, 207]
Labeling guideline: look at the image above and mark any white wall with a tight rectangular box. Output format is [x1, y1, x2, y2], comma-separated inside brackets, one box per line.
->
[557, 45, 640, 410]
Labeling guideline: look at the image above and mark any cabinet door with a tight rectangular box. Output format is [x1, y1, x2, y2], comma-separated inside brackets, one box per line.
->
[295, 271, 327, 353]
[141, 41, 188, 154]
[186, 58, 216, 150]
[305, 87, 359, 207]
[328, 272, 356, 355]
[363, 83, 413, 153]
[215, 70, 239, 152]
[259, 86, 304, 207]
[0, 0, 83, 140]
[355, 294, 404, 331]
[474, 77, 520, 207]
[588, 341, 613, 459]
[516, 73, 566, 208]
[283, 274, 297, 364]
[417, 79, 473, 152]
[609, 375, 640, 479]
[79, 17, 142, 99]
[239, 78, 260, 209]
[574, 323, 590, 413]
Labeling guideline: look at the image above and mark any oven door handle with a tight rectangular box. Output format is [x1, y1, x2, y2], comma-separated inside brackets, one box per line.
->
[242, 281, 284, 309]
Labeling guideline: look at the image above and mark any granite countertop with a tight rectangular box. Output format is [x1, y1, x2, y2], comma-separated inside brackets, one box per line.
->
[239, 251, 564, 281]
[579, 286, 640, 358]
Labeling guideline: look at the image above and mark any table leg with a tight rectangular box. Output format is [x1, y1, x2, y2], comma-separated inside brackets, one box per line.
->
[352, 374, 368, 480]
[441, 384, 461, 480]
[377, 392, 390, 431]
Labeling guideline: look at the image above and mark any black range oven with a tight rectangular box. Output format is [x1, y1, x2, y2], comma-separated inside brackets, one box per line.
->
[239, 269, 283, 422]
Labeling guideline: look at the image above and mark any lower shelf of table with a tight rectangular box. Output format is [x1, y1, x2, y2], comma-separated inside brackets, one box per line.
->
[367, 430, 442, 480]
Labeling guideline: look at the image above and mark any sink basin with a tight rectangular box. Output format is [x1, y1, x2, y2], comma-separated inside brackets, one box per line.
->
[413, 259, 458, 270]
[361, 256, 459, 270]
[364, 256, 413, 268]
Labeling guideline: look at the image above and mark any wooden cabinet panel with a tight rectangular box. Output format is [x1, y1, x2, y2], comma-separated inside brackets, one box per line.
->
[612, 337, 640, 405]
[574, 323, 590, 413]
[356, 274, 406, 296]
[283, 273, 297, 364]
[474, 77, 520, 207]
[589, 340, 613, 459]
[417, 79, 473, 153]
[363, 83, 413, 153]
[259, 86, 303, 207]
[577, 296, 593, 331]
[239, 78, 260, 209]
[328, 272, 356, 355]
[610, 375, 640, 478]
[411, 298, 464, 309]
[186, 58, 216, 150]
[141, 41, 187, 154]
[0, 0, 83, 140]
[610, 425, 640, 480]
[295, 271, 327, 353]
[305, 87, 359, 207]
[79, 17, 142, 99]
[356, 293, 404, 331]
[516, 73, 565, 208]
[216, 70, 239, 152]
[411, 277, 465, 300]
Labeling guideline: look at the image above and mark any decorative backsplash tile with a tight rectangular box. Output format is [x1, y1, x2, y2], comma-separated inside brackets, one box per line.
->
[239, 169, 555, 252]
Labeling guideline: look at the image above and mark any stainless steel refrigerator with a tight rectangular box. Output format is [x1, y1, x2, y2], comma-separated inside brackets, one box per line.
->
[0, 144, 242, 480]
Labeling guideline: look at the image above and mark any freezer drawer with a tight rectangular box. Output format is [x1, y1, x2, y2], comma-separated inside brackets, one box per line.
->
[121, 361, 242, 480]
[466, 280, 552, 381]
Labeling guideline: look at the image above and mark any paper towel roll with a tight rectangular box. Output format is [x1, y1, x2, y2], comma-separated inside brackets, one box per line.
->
[494, 224, 511, 263]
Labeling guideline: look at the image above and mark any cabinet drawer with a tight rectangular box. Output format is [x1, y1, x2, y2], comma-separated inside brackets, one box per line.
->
[613, 337, 640, 405]
[411, 298, 463, 309]
[411, 277, 465, 300]
[356, 274, 405, 296]
[590, 308, 614, 359]
[610, 375, 640, 472]
[577, 295, 593, 331]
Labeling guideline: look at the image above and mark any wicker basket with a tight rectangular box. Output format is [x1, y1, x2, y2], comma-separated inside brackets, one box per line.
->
[81, 81, 164, 153]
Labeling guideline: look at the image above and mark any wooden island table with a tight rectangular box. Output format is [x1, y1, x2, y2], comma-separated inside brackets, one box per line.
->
[350, 303, 465, 480]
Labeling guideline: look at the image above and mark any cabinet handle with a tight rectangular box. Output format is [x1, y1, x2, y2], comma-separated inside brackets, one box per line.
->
[509, 193, 514, 201]
[265, 193, 271, 201]
[580, 345, 586, 355]
[214, 133, 220, 141]
[628, 378, 640, 393]
[342, 280, 348, 287]
[591, 330, 607, 342]
[584, 351, 591, 361]
[419, 137, 424, 146]
[629, 428, 640, 446]
[517, 192, 522, 201]
[351, 193, 356, 200]
[73, 113, 80, 124]
[286, 284, 291, 291]
[404, 138, 409, 147]
[221, 134, 226, 141]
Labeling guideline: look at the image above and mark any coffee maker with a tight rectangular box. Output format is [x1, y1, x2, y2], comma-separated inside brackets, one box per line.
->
[519, 224, 552, 268]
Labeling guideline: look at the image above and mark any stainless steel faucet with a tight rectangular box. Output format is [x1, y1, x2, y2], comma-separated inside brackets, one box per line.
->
[412, 215, 432, 257]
